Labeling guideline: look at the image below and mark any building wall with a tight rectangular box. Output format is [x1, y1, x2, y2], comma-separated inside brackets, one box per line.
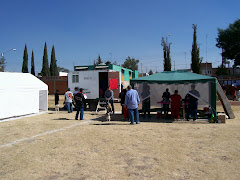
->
[39, 76, 68, 94]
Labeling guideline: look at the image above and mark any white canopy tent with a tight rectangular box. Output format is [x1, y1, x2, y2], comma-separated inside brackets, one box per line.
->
[0, 72, 48, 119]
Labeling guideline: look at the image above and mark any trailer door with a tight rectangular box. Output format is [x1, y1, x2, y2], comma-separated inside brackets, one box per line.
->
[108, 71, 120, 98]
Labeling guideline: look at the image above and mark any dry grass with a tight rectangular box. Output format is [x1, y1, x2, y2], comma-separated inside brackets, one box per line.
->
[0, 96, 240, 179]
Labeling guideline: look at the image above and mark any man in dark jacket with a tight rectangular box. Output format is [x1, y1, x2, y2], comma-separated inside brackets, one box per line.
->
[74, 88, 85, 120]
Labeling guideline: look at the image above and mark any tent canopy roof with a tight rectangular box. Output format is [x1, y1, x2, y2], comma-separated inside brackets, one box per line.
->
[131, 71, 216, 84]
[0, 72, 48, 90]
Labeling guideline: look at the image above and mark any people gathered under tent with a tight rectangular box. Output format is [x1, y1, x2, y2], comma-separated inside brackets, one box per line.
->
[162, 88, 171, 118]
[170, 90, 182, 120]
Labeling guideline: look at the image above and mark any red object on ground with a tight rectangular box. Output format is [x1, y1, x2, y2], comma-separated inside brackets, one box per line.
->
[123, 105, 129, 118]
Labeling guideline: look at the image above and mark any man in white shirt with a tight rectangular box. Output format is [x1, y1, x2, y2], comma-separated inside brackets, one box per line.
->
[65, 88, 73, 113]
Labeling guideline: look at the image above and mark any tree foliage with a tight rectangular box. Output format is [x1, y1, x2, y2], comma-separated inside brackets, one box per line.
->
[105, 60, 111, 65]
[58, 66, 69, 73]
[0, 56, 6, 72]
[113, 61, 118, 65]
[41, 42, 50, 76]
[50, 45, 59, 76]
[22, 44, 29, 73]
[215, 64, 228, 76]
[96, 55, 103, 65]
[191, 24, 202, 74]
[148, 69, 153, 75]
[161, 37, 171, 71]
[122, 56, 139, 71]
[31, 50, 35, 76]
[216, 19, 240, 66]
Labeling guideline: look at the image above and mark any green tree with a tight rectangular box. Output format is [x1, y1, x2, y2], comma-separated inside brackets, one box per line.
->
[148, 69, 153, 75]
[58, 66, 69, 73]
[96, 55, 102, 65]
[22, 44, 28, 73]
[0, 56, 6, 72]
[161, 37, 171, 71]
[105, 60, 111, 65]
[215, 64, 228, 76]
[191, 24, 202, 74]
[50, 45, 59, 76]
[216, 19, 240, 66]
[113, 61, 118, 66]
[31, 50, 35, 76]
[122, 56, 139, 71]
[41, 42, 50, 76]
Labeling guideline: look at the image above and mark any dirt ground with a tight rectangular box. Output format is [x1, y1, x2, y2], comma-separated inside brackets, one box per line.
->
[0, 96, 240, 179]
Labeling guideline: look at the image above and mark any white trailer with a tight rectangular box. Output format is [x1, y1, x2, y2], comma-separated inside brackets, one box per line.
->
[68, 70, 120, 110]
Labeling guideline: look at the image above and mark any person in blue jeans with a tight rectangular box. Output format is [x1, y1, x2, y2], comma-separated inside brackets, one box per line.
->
[124, 85, 140, 125]
[74, 88, 85, 120]
[105, 86, 115, 114]
[64, 88, 73, 113]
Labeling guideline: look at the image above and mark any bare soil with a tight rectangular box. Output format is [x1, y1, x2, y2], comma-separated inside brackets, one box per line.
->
[0, 95, 240, 179]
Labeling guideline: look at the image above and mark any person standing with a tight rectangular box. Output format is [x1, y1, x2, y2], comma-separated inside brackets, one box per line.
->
[141, 83, 151, 119]
[162, 88, 171, 118]
[73, 87, 79, 96]
[105, 86, 115, 114]
[124, 85, 140, 125]
[74, 88, 85, 120]
[188, 84, 200, 121]
[55, 90, 59, 106]
[64, 88, 73, 113]
[170, 90, 182, 120]
[231, 84, 238, 101]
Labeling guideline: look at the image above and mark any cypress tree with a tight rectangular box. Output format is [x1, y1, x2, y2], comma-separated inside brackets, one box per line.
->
[97, 55, 102, 65]
[41, 42, 50, 76]
[191, 24, 202, 74]
[31, 50, 35, 76]
[22, 44, 28, 73]
[50, 45, 59, 76]
[161, 37, 171, 71]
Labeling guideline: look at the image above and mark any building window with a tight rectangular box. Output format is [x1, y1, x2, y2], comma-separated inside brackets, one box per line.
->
[72, 75, 79, 83]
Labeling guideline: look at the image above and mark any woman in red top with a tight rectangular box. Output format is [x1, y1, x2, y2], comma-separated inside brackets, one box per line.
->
[170, 90, 182, 119]
[232, 84, 238, 101]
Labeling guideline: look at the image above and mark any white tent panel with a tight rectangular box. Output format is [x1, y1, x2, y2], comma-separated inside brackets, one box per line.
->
[0, 72, 48, 119]
[135, 82, 210, 109]
[39, 90, 48, 111]
[0, 89, 39, 119]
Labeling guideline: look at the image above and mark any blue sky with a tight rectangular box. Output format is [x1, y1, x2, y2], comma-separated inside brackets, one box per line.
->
[0, 0, 239, 73]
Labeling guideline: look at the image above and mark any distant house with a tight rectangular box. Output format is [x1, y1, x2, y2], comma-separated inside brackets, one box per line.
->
[201, 63, 212, 76]
[138, 73, 149, 77]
